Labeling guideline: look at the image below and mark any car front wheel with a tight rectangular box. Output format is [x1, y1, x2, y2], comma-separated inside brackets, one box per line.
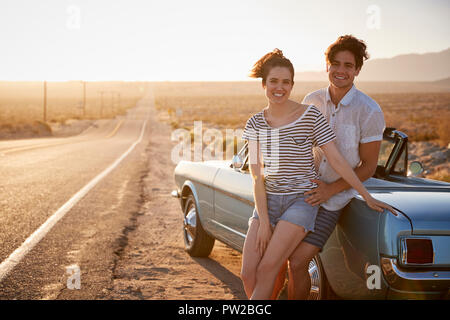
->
[308, 255, 335, 300]
[183, 194, 215, 257]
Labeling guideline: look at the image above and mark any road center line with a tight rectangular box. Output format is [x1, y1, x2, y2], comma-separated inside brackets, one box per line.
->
[105, 119, 124, 139]
[0, 119, 148, 282]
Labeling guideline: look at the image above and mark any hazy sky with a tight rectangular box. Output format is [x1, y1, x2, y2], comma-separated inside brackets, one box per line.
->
[1, 0, 449, 81]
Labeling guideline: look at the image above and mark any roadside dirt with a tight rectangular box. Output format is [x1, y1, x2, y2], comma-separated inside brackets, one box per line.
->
[106, 107, 246, 300]
[0, 119, 95, 140]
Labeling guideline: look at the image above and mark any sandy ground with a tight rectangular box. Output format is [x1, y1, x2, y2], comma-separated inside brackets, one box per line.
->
[106, 109, 247, 300]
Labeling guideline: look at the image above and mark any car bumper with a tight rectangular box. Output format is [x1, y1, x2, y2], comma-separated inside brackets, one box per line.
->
[381, 257, 450, 298]
[386, 287, 449, 300]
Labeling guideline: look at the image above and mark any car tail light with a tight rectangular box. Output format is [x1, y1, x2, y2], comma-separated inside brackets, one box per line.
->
[401, 238, 434, 265]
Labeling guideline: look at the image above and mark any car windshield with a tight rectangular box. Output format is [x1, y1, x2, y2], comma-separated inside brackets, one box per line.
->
[378, 139, 396, 167]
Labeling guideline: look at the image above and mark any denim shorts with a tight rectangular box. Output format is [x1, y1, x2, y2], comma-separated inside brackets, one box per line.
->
[249, 192, 319, 233]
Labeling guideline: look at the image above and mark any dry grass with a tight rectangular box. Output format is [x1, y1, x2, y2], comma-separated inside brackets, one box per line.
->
[427, 167, 450, 182]
[0, 81, 147, 126]
[153, 82, 450, 146]
[372, 92, 450, 147]
[151, 81, 450, 182]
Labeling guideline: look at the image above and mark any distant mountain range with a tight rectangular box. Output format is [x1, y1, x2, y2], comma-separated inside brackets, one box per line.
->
[295, 48, 450, 82]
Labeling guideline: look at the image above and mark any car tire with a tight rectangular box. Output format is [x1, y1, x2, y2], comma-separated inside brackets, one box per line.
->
[183, 194, 215, 257]
[308, 255, 336, 300]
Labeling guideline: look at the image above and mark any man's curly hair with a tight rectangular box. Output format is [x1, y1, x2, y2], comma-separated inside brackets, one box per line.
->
[325, 35, 369, 70]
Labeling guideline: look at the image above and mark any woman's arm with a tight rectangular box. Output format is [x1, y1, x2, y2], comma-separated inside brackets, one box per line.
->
[305, 141, 381, 206]
[320, 140, 397, 215]
[248, 139, 273, 255]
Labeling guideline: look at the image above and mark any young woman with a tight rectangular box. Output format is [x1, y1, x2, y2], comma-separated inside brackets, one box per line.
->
[240, 49, 395, 300]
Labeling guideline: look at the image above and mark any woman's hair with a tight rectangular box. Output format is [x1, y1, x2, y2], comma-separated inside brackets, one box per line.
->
[325, 35, 369, 70]
[249, 48, 294, 85]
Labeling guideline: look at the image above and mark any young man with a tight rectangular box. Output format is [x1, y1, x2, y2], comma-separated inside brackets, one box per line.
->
[282, 35, 386, 299]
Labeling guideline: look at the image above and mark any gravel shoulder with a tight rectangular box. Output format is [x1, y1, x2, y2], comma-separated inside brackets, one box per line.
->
[106, 108, 246, 300]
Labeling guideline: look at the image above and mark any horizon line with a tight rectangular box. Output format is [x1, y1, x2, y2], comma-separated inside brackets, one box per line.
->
[0, 79, 448, 83]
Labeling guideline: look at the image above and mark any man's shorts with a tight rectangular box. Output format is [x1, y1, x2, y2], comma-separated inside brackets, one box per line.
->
[249, 192, 319, 233]
[302, 206, 343, 250]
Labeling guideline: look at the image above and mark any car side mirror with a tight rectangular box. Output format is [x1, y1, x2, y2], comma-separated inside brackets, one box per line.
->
[408, 161, 424, 177]
[231, 154, 243, 171]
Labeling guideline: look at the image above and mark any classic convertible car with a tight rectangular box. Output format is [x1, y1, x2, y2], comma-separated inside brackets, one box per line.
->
[172, 128, 450, 299]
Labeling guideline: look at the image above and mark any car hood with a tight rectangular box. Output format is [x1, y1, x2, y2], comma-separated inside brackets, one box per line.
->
[363, 189, 450, 235]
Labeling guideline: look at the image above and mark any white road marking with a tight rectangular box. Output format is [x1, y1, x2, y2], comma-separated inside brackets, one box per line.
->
[0, 120, 147, 282]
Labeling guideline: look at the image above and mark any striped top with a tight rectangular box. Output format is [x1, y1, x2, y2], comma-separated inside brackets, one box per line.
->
[242, 105, 336, 195]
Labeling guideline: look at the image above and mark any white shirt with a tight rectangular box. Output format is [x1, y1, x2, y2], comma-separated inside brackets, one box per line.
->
[302, 84, 386, 211]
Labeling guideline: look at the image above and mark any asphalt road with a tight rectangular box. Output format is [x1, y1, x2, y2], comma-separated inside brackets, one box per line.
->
[0, 94, 155, 299]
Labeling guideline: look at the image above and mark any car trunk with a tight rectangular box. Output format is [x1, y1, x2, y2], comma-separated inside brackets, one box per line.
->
[365, 181, 450, 268]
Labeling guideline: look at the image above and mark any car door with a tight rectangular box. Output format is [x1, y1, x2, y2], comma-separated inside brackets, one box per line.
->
[212, 147, 254, 251]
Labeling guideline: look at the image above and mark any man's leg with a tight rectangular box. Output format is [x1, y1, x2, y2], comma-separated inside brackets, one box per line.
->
[287, 206, 342, 299]
[271, 261, 288, 299]
[287, 241, 320, 299]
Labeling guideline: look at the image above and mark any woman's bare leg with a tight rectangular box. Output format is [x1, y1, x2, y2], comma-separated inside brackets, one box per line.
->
[251, 221, 307, 300]
[241, 218, 263, 298]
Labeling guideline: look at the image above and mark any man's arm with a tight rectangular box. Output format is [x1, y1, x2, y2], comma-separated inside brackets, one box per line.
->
[304, 140, 381, 206]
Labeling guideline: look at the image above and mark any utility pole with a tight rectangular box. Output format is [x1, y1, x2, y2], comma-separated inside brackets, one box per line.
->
[43, 81, 47, 122]
[112, 91, 120, 114]
[111, 91, 115, 114]
[82, 81, 86, 118]
[99, 91, 105, 118]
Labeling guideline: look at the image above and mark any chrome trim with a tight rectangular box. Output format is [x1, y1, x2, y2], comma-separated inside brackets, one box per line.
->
[183, 203, 197, 246]
[399, 237, 435, 266]
[215, 188, 254, 207]
[366, 186, 450, 191]
[308, 257, 322, 300]
[381, 258, 450, 283]
[211, 220, 246, 239]
[400, 238, 407, 265]
[185, 177, 254, 207]
[180, 178, 255, 214]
